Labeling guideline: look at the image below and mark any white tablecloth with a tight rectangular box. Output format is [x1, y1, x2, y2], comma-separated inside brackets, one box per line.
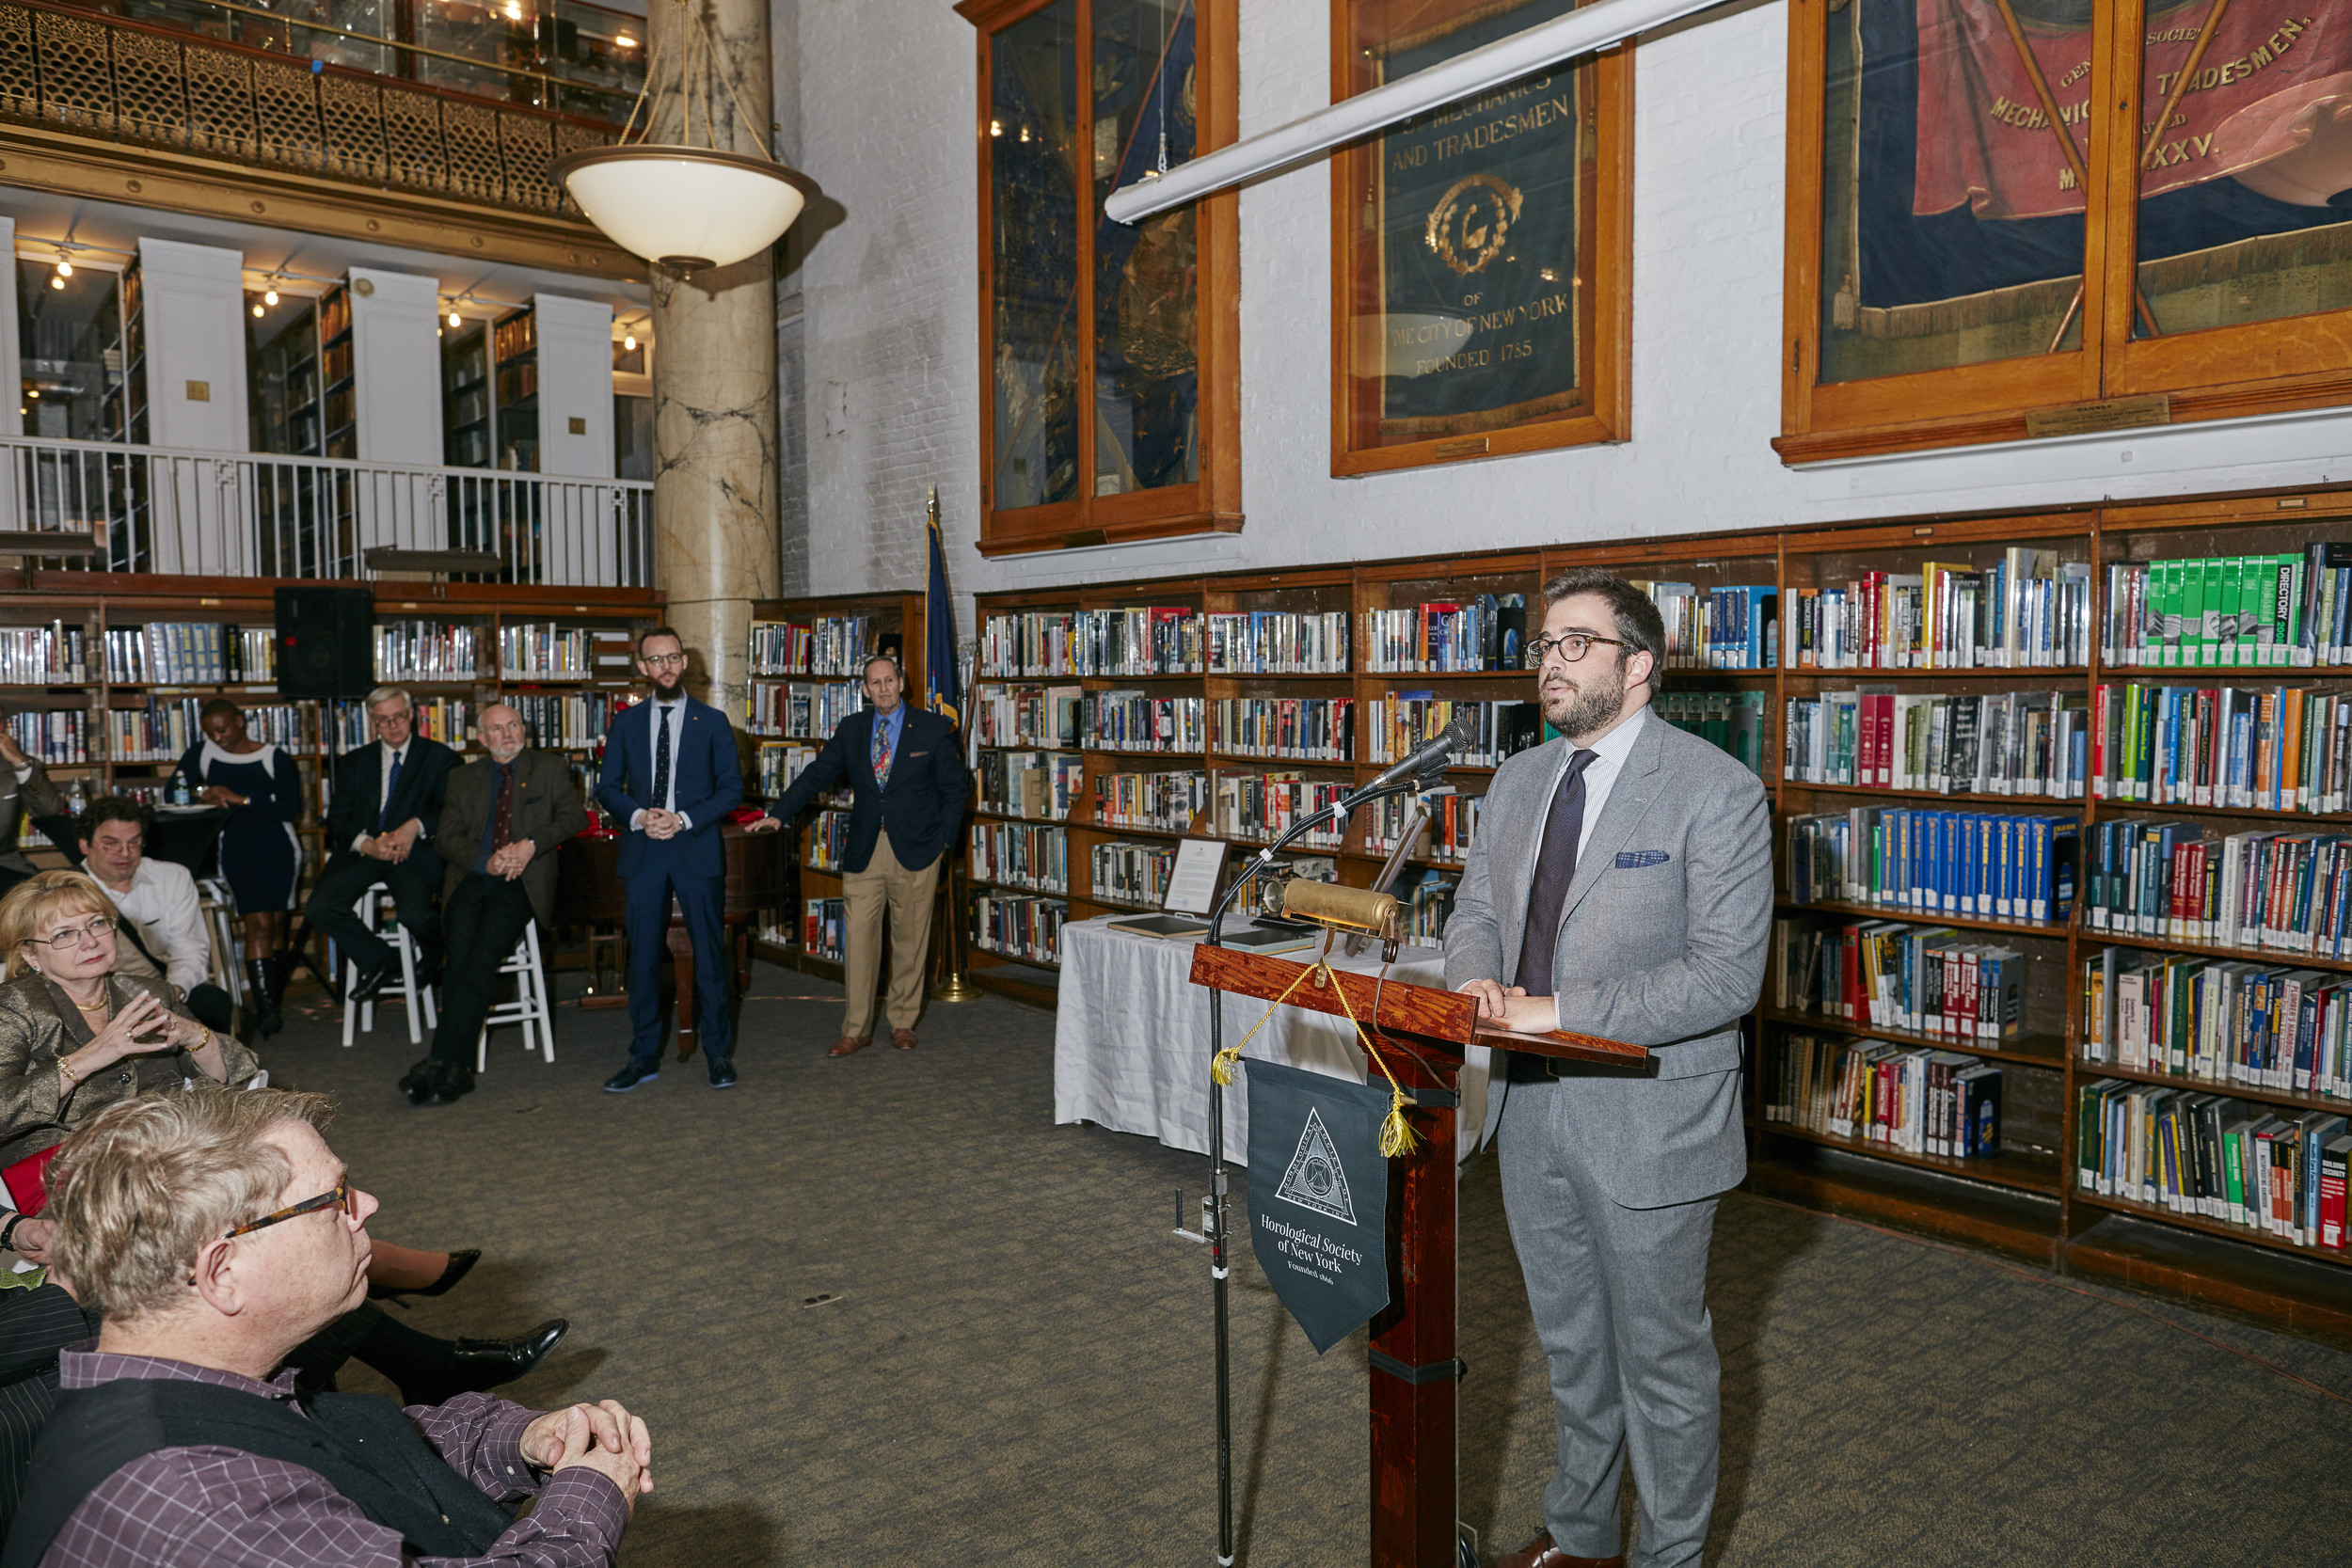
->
[1054, 914, 1487, 1162]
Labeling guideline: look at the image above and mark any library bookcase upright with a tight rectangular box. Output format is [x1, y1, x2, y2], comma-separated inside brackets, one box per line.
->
[965, 484, 2352, 1346]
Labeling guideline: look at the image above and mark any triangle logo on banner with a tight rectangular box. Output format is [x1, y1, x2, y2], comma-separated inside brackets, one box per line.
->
[1274, 1107, 1358, 1226]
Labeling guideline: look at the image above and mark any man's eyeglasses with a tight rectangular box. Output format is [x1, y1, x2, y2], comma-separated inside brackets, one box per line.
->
[28, 916, 116, 951]
[1528, 632, 1630, 667]
[640, 653, 688, 669]
[222, 1180, 356, 1240]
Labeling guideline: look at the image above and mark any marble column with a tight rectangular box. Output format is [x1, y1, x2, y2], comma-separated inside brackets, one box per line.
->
[649, 0, 780, 714]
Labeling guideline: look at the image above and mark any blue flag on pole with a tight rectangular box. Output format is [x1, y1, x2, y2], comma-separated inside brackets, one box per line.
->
[926, 497, 961, 729]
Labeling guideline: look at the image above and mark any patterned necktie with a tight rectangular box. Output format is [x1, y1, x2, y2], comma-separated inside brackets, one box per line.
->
[492, 762, 515, 852]
[651, 704, 672, 810]
[377, 747, 402, 832]
[1515, 748, 1598, 998]
[872, 713, 894, 790]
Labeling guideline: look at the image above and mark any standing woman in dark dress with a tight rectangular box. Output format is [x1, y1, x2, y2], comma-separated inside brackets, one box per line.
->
[172, 698, 303, 1035]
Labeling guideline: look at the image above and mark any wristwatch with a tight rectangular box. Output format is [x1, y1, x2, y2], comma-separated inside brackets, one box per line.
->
[1, 1212, 27, 1253]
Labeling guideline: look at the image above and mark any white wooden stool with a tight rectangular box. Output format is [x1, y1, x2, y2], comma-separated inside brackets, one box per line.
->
[197, 878, 243, 1006]
[476, 920, 552, 1070]
[341, 882, 437, 1048]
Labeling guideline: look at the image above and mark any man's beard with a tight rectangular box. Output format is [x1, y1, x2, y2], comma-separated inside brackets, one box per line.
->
[489, 746, 524, 764]
[651, 670, 684, 695]
[1541, 657, 1626, 740]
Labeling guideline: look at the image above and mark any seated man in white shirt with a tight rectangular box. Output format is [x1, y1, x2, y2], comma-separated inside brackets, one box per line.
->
[76, 796, 237, 1037]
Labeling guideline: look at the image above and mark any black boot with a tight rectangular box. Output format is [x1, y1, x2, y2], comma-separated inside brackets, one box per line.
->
[244, 958, 282, 1037]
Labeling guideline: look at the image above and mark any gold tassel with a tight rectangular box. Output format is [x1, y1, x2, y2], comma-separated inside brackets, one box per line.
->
[1378, 1090, 1421, 1158]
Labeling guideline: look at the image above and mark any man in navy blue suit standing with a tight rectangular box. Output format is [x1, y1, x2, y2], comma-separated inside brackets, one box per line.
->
[596, 627, 744, 1091]
[751, 652, 967, 1055]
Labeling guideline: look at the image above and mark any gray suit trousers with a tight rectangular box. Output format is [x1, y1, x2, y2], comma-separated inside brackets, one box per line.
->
[1501, 1079, 1724, 1568]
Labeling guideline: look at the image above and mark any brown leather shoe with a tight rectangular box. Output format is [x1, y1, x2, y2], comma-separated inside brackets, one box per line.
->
[891, 1027, 918, 1051]
[827, 1035, 870, 1057]
[1492, 1530, 1622, 1568]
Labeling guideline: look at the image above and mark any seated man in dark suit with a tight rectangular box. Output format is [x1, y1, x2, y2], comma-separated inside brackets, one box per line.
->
[11, 1085, 650, 1567]
[303, 686, 457, 1004]
[752, 653, 969, 1054]
[398, 704, 589, 1108]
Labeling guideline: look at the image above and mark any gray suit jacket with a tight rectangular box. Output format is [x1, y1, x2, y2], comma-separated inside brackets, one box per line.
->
[1444, 710, 1772, 1207]
[435, 749, 591, 930]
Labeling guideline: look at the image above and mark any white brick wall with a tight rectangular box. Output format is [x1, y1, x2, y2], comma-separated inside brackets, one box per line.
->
[792, 0, 2352, 637]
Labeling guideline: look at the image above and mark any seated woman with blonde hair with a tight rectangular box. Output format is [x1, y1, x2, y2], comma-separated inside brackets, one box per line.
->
[0, 872, 564, 1413]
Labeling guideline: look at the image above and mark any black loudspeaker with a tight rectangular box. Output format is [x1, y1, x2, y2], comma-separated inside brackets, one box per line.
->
[275, 586, 376, 699]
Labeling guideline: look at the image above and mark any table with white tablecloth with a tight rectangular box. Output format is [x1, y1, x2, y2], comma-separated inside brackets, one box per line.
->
[1053, 913, 1491, 1162]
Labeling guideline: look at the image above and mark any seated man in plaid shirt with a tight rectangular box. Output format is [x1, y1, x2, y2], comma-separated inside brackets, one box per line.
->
[3, 1086, 652, 1567]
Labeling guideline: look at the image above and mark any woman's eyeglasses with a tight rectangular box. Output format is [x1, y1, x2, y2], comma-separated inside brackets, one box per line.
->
[28, 916, 116, 951]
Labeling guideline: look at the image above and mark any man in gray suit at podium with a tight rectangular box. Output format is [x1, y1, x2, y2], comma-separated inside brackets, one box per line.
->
[1445, 567, 1771, 1568]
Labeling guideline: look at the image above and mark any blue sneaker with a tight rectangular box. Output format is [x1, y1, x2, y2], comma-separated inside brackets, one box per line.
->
[603, 1062, 660, 1093]
[707, 1060, 739, 1090]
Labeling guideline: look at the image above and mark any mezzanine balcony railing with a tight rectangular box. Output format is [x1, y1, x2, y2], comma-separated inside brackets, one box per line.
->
[0, 432, 654, 588]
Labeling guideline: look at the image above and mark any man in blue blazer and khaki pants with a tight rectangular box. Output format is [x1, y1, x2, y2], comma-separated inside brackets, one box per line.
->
[597, 626, 744, 1091]
[752, 652, 967, 1054]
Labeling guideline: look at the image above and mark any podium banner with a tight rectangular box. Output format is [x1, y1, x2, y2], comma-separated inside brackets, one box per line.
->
[1245, 1060, 1391, 1354]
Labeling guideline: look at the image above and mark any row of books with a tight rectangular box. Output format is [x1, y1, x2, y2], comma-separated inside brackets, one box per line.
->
[807, 811, 855, 872]
[1772, 916, 2028, 1039]
[803, 897, 847, 964]
[1398, 870, 1457, 946]
[970, 893, 1068, 965]
[1204, 610, 1351, 673]
[374, 622, 481, 684]
[1086, 692, 1205, 753]
[2076, 1081, 2347, 1248]
[973, 685, 1082, 751]
[1784, 688, 2090, 799]
[977, 751, 1085, 821]
[6, 709, 87, 765]
[498, 624, 596, 681]
[2083, 947, 2352, 1098]
[2084, 820, 2352, 956]
[755, 742, 818, 799]
[501, 693, 612, 751]
[977, 610, 1203, 677]
[1363, 697, 1540, 768]
[107, 624, 276, 687]
[747, 615, 880, 677]
[1213, 773, 1349, 848]
[1767, 1034, 2006, 1155]
[2091, 682, 2352, 813]
[2100, 551, 2338, 669]
[1643, 582, 1776, 671]
[1653, 690, 1769, 778]
[744, 680, 862, 741]
[1092, 768, 1207, 832]
[0, 624, 85, 685]
[1364, 595, 1526, 673]
[968, 820, 1068, 893]
[1368, 790, 1481, 863]
[1785, 807, 2079, 922]
[113, 701, 306, 762]
[1785, 550, 2092, 669]
[1213, 697, 1352, 762]
[1090, 840, 1177, 908]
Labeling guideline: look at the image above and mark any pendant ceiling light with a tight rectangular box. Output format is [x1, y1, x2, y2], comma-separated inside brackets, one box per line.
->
[550, 0, 817, 277]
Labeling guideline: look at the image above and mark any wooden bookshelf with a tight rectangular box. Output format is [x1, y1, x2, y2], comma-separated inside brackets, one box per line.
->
[740, 590, 927, 981]
[965, 483, 2352, 1343]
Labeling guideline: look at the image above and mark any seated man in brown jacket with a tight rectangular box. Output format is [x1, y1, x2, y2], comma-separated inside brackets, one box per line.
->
[397, 705, 588, 1108]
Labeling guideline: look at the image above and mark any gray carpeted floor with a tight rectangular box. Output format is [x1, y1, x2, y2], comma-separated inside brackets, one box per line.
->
[256, 963, 2352, 1566]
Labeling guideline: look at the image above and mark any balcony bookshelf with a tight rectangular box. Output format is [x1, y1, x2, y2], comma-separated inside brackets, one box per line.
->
[965, 485, 2352, 1344]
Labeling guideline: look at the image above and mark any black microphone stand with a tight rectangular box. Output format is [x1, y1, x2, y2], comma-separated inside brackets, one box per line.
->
[1199, 764, 1445, 1566]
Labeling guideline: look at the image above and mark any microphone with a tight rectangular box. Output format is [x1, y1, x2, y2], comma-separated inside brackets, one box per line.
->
[1365, 708, 1480, 792]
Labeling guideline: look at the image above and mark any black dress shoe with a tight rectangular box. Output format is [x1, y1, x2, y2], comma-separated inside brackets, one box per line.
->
[445, 1319, 568, 1395]
[603, 1062, 660, 1092]
[348, 958, 397, 1004]
[708, 1060, 739, 1090]
[370, 1248, 480, 1303]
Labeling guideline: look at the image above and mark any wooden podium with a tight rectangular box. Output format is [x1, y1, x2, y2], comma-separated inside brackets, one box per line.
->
[1187, 943, 1648, 1568]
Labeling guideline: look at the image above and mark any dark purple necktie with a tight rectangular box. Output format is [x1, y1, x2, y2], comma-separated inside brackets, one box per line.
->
[1515, 748, 1597, 997]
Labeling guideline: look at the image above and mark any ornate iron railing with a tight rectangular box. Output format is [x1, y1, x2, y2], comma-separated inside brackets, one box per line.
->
[0, 433, 654, 588]
[0, 0, 618, 216]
